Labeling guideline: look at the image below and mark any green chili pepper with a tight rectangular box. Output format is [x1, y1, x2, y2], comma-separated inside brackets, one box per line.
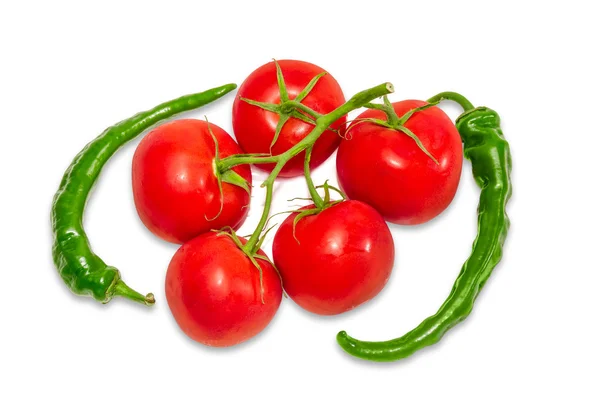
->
[336, 92, 512, 361]
[51, 83, 237, 306]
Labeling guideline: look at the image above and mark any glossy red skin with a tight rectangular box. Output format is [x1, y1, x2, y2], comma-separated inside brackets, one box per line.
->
[272, 200, 395, 316]
[336, 100, 463, 225]
[232, 59, 346, 177]
[132, 119, 251, 244]
[166, 232, 282, 347]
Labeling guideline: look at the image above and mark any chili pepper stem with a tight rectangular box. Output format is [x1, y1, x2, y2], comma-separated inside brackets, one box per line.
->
[113, 280, 155, 306]
[427, 91, 474, 113]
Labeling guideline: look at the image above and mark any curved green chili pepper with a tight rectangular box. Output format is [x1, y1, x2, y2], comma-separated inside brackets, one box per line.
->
[337, 92, 512, 361]
[51, 83, 237, 305]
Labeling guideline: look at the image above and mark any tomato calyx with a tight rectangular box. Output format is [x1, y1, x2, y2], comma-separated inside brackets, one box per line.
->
[205, 118, 251, 222]
[316, 181, 347, 202]
[239, 59, 333, 153]
[289, 180, 346, 243]
[213, 227, 284, 304]
[345, 96, 440, 165]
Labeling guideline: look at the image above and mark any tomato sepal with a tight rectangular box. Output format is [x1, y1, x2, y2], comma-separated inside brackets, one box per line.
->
[289, 180, 346, 244]
[220, 169, 251, 195]
[347, 96, 441, 165]
[238, 59, 332, 153]
[212, 225, 285, 304]
[203, 118, 251, 222]
[213, 227, 267, 304]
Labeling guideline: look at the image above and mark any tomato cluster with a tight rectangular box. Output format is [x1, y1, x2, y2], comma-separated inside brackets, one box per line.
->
[131, 60, 463, 347]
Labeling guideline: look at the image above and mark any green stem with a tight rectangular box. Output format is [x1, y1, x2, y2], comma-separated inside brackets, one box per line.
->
[329, 83, 394, 124]
[382, 95, 400, 124]
[291, 101, 322, 120]
[230, 82, 394, 255]
[272, 82, 396, 164]
[219, 82, 393, 172]
[218, 154, 279, 172]
[304, 146, 324, 208]
[427, 91, 474, 112]
[316, 184, 347, 200]
[243, 180, 274, 253]
[113, 280, 155, 305]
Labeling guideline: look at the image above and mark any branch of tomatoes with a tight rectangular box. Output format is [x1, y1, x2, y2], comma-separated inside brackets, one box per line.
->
[216, 80, 395, 254]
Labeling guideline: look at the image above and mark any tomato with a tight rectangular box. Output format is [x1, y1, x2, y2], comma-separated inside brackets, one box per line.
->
[132, 119, 251, 244]
[336, 100, 463, 225]
[232, 59, 346, 177]
[272, 200, 394, 315]
[166, 232, 282, 347]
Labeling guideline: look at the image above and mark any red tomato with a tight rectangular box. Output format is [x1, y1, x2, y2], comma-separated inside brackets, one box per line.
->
[166, 232, 282, 347]
[336, 100, 463, 225]
[272, 200, 394, 315]
[232, 59, 346, 177]
[132, 119, 251, 244]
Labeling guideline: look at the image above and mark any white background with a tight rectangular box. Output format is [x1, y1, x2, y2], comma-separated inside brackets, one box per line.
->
[1, 1, 599, 399]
